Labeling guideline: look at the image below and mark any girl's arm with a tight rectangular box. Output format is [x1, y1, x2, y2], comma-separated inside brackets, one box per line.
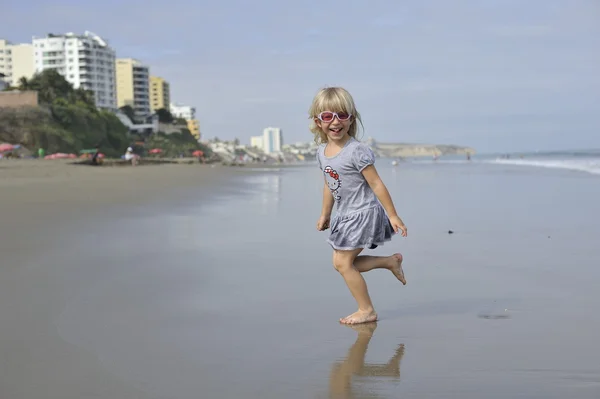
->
[361, 165, 399, 218]
[321, 180, 334, 217]
[362, 165, 407, 236]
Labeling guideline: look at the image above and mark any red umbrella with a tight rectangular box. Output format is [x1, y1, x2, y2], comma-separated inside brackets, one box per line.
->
[149, 148, 163, 154]
[192, 150, 204, 157]
[44, 153, 77, 159]
[0, 143, 15, 152]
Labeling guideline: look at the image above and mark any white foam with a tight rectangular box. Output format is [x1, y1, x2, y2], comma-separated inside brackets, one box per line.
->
[487, 158, 600, 175]
[408, 159, 471, 164]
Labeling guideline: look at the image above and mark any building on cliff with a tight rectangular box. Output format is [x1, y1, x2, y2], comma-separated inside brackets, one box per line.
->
[32, 31, 117, 111]
[170, 103, 200, 140]
[150, 76, 170, 113]
[116, 58, 151, 120]
[0, 39, 35, 87]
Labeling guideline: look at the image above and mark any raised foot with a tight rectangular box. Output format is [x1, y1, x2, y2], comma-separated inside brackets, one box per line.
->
[339, 309, 378, 325]
[389, 253, 406, 285]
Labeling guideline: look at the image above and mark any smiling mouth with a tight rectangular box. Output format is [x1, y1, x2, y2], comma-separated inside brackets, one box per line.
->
[329, 127, 342, 133]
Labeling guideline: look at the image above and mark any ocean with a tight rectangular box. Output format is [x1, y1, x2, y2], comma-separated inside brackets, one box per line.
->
[406, 149, 600, 176]
[3, 153, 600, 399]
[484, 150, 600, 176]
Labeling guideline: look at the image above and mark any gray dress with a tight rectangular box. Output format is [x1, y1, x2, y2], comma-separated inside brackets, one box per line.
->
[317, 137, 395, 251]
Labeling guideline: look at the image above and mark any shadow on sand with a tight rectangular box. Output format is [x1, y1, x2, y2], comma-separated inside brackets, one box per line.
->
[328, 323, 405, 399]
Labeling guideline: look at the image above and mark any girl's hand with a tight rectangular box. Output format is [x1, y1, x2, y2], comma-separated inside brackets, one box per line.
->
[317, 215, 330, 231]
[390, 216, 407, 237]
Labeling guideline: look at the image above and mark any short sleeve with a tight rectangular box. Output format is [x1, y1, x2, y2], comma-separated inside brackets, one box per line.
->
[352, 144, 375, 172]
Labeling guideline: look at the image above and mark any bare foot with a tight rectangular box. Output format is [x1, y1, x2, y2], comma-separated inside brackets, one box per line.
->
[339, 309, 378, 325]
[388, 253, 406, 285]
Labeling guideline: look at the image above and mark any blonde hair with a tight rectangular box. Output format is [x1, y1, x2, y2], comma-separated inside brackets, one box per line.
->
[308, 87, 363, 144]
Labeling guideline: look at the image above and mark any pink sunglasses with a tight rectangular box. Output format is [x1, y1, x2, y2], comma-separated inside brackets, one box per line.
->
[317, 111, 352, 122]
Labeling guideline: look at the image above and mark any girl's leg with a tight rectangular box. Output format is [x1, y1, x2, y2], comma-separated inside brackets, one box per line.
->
[333, 248, 378, 324]
[354, 253, 406, 285]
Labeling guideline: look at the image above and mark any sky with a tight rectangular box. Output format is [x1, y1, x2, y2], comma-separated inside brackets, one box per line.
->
[2, 0, 599, 153]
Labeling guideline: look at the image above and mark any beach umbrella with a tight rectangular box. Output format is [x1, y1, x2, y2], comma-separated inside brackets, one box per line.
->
[0, 143, 15, 152]
[44, 153, 79, 159]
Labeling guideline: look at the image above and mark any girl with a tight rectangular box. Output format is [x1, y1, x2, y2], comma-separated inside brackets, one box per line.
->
[310, 87, 408, 325]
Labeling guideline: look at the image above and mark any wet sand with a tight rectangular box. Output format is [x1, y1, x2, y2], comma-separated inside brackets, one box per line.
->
[0, 159, 257, 399]
[2, 159, 600, 398]
[0, 159, 248, 260]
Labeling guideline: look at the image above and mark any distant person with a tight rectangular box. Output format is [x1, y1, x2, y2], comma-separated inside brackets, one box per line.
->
[124, 147, 137, 166]
[38, 147, 45, 159]
[311, 87, 408, 325]
[91, 146, 102, 165]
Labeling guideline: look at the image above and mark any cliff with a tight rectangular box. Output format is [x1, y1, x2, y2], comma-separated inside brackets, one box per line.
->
[0, 105, 129, 158]
[1, 70, 131, 157]
[364, 137, 475, 158]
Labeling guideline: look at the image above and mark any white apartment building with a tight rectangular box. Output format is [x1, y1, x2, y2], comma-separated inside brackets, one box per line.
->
[32, 31, 117, 110]
[170, 103, 196, 120]
[251, 127, 283, 154]
[0, 39, 35, 87]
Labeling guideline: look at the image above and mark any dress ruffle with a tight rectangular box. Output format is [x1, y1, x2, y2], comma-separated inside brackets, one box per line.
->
[327, 205, 394, 251]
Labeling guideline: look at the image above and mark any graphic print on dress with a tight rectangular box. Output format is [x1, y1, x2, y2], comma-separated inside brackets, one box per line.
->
[323, 166, 341, 201]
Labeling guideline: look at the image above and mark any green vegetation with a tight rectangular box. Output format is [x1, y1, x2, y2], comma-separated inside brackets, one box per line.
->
[155, 108, 174, 123]
[141, 130, 211, 158]
[1, 69, 208, 159]
[1, 69, 129, 157]
[118, 105, 136, 122]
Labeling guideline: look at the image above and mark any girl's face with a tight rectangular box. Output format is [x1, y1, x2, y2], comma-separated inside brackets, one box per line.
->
[314, 111, 353, 142]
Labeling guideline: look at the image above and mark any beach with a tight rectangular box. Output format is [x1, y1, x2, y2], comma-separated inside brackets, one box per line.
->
[1, 157, 600, 398]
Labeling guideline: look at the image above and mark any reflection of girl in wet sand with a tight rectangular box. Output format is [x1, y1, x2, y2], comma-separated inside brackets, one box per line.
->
[329, 323, 405, 398]
[311, 87, 408, 325]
